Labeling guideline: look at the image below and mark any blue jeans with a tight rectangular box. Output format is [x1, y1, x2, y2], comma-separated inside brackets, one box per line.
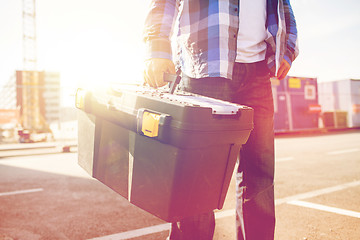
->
[169, 61, 275, 240]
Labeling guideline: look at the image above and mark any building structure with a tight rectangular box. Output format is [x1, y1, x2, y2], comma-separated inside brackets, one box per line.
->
[0, 71, 60, 127]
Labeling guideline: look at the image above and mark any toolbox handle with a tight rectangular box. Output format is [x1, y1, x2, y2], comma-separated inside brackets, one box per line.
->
[106, 98, 117, 111]
[137, 108, 172, 142]
[164, 73, 181, 94]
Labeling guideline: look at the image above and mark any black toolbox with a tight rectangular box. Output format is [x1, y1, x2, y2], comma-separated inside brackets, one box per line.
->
[76, 85, 253, 222]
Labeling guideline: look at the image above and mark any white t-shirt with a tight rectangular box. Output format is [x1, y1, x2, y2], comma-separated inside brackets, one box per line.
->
[235, 0, 267, 63]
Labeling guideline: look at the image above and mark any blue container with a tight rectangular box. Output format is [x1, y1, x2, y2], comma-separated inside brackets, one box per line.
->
[272, 76, 320, 132]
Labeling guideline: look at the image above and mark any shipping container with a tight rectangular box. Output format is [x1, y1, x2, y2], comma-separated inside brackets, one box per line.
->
[318, 79, 360, 128]
[272, 76, 320, 132]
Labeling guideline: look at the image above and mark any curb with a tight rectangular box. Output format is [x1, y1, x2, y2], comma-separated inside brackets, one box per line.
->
[0, 141, 77, 154]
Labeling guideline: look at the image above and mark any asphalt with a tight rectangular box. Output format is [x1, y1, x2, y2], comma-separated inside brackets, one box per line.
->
[1, 129, 359, 240]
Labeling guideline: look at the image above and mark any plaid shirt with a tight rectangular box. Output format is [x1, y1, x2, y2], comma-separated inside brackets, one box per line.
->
[144, 0, 299, 79]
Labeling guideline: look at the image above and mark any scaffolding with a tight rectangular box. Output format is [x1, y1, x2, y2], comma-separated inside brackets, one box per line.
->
[18, 0, 52, 142]
[23, 0, 37, 71]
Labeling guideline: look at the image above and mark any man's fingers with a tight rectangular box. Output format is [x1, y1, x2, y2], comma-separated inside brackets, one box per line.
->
[144, 58, 176, 88]
[167, 64, 176, 75]
[144, 69, 157, 87]
[155, 71, 167, 87]
[277, 60, 290, 80]
[277, 66, 286, 80]
[143, 70, 148, 86]
[145, 70, 166, 88]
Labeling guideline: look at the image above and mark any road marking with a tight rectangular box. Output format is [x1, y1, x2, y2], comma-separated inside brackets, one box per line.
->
[327, 148, 360, 155]
[215, 209, 235, 219]
[276, 157, 294, 162]
[87, 180, 360, 240]
[288, 200, 360, 219]
[0, 188, 44, 197]
[275, 180, 360, 205]
[88, 210, 237, 240]
[89, 223, 170, 240]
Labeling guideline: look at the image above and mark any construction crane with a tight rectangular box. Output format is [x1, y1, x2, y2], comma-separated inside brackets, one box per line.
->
[18, 0, 52, 142]
[23, 0, 37, 71]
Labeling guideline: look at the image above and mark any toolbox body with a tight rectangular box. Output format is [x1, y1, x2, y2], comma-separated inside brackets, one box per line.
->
[77, 86, 253, 222]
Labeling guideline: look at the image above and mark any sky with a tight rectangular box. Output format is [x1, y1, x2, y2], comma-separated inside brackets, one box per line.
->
[1, 0, 360, 106]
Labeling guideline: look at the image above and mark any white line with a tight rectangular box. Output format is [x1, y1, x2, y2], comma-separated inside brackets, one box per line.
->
[88, 180, 360, 240]
[88, 210, 237, 240]
[288, 200, 360, 219]
[276, 157, 294, 162]
[327, 148, 360, 155]
[89, 223, 170, 240]
[215, 209, 235, 219]
[275, 180, 360, 205]
[0, 188, 44, 197]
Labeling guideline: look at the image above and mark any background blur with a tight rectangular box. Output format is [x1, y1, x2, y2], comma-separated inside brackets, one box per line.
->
[1, 2, 360, 240]
[0, 0, 360, 143]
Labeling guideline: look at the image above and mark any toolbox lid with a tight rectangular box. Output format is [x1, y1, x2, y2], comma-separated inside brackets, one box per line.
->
[110, 85, 244, 115]
[76, 85, 253, 147]
[157, 94, 242, 115]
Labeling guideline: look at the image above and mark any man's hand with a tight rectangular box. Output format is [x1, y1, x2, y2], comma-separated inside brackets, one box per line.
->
[277, 59, 291, 80]
[144, 58, 176, 88]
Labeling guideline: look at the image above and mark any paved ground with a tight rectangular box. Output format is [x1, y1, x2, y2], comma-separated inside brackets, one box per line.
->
[0, 129, 360, 240]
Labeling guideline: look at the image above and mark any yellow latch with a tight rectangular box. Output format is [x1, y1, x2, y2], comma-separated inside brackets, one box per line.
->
[75, 89, 87, 110]
[141, 111, 161, 137]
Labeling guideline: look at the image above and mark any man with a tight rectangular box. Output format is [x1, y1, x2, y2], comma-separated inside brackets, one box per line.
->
[143, 0, 298, 239]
